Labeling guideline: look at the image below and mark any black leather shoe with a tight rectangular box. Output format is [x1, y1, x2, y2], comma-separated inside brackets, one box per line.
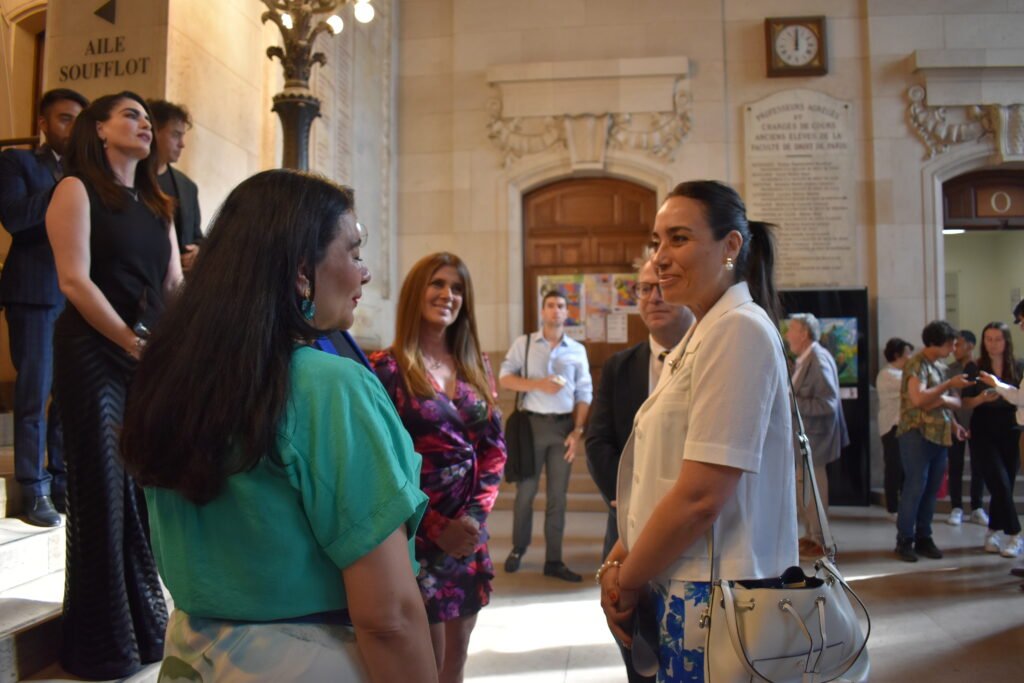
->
[915, 537, 943, 559]
[895, 538, 918, 563]
[504, 548, 525, 573]
[543, 561, 582, 582]
[24, 495, 62, 528]
[1010, 566, 1024, 578]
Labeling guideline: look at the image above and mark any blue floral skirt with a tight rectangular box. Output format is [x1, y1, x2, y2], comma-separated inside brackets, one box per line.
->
[651, 579, 712, 683]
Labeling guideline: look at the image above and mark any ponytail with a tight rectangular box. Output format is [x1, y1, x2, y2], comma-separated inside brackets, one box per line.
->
[744, 221, 781, 325]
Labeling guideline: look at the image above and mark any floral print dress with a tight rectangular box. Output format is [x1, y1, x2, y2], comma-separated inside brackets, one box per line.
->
[370, 350, 507, 622]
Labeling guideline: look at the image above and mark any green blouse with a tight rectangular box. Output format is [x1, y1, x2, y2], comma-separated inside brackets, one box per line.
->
[146, 346, 428, 621]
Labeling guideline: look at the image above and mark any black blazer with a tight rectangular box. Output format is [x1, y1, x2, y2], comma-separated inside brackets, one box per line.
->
[585, 342, 651, 502]
[167, 166, 202, 250]
[0, 146, 64, 306]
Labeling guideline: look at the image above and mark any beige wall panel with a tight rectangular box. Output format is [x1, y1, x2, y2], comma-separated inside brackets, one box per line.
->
[400, 0, 453, 39]
[452, 0, 585, 33]
[451, 109, 490, 151]
[867, 14, 946, 55]
[400, 152, 454, 192]
[945, 13, 1024, 48]
[876, 223, 927, 298]
[642, 21, 724, 63]
[451, 71, 490, 111]
[399, 111, 454, 154]
[452, 31, 522, 72]
[519, 24, 650, 63]
[400, 36, 453, 76]
[398, 190, 455, 235]
[724, 0, 863, 21]
[168, 0, 262, 88]
[400, 73, 454, 113]
[869, 0, 1012, 15]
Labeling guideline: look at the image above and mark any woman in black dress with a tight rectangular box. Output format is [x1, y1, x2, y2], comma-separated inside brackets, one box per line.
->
[46, 92, 181, 679]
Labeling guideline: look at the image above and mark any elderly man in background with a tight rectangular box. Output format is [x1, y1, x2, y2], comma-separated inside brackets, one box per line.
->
[785, 313, 850, 556]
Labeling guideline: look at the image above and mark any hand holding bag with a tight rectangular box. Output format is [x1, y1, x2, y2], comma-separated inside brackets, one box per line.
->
[504, 335, 535, 483]
[701, 336, 871, 683]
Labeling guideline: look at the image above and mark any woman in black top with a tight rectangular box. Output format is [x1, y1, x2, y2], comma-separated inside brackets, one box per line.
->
[46, 92, 181, 679]
[961, 322, 1023, 559]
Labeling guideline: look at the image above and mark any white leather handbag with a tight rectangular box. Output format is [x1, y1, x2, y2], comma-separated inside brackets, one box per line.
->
[701, 343, 871, 683]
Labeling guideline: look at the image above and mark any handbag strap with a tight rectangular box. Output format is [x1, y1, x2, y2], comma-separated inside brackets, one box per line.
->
[704, 328, 836, 588]
[514, 334, 531, 412]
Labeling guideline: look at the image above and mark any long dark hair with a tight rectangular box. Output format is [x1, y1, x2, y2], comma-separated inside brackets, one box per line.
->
[121, 170, 355, 504]
[391, 252, 495, 406]
[978, 321, 1020, 384]
[65, 91, 173, 222]
[665, 180, 780, 323]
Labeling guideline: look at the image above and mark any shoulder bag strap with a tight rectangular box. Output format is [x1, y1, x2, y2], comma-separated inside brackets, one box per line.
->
[704, 329, 836, 588]
[515, 334, 531, 412]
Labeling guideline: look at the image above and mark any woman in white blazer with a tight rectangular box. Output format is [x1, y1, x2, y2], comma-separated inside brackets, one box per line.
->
[597, 181, 798, 682]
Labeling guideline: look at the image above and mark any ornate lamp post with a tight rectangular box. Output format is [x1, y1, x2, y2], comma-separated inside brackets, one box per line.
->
[261, 0, 375, 170]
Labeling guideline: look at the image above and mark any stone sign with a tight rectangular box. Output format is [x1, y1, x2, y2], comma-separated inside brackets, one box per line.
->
[744, 90, 856, 288]
[44, 0, 167, 100]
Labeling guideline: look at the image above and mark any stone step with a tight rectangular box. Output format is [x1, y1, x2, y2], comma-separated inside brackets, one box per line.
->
[0, 519, 64, 683]
[0, 519, 63, 595]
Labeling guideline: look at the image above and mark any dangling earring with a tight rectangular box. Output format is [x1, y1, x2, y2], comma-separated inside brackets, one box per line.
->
[724, 256, 735, 271]
[100, 138, 108, 149]
[301, 286, 316, 321]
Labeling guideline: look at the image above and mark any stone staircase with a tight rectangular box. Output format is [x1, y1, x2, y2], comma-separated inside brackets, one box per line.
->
[0, 448, 159, 682]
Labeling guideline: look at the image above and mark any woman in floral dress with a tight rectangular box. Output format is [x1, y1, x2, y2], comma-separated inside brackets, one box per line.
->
[371, 252, 506, 683]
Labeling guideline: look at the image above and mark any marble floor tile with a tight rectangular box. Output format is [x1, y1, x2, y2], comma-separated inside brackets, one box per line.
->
[471, 507, 1024, 682]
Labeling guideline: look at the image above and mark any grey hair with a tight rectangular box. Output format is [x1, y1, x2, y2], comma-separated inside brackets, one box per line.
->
[789, 313, 821, 341]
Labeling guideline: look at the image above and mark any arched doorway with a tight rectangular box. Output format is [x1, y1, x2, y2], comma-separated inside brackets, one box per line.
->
[521, 177, 655, 383]
[942, 169, 1024, 350]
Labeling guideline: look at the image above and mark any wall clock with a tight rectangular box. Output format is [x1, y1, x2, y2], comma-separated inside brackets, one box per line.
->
[764, 16, 828, 78]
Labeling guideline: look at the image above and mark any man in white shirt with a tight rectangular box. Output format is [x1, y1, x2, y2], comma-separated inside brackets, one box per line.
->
[500, 290, 593, 582]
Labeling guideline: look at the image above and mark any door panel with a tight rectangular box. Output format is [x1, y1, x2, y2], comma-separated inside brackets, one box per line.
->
[522, 178, 657, 384]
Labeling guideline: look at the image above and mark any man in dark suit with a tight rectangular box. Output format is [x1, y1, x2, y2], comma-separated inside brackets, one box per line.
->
[0, 88, 88, 527]
[585, 259, 692, 683]
[149, 100, 203, 273]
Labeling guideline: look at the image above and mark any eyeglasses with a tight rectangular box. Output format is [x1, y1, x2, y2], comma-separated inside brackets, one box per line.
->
[632, 282, 661, 300]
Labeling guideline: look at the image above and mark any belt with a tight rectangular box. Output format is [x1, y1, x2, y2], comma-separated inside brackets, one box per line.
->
[523, 411, 572, 419]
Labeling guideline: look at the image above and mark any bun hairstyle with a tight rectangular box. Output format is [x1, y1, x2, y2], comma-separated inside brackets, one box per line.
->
[665, 180, 781, 323]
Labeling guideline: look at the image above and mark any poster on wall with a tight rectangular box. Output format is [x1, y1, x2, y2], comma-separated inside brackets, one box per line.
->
[744, 90, 857, 288]
[779, 316, 858, 387]
[537, 272, 640, 342]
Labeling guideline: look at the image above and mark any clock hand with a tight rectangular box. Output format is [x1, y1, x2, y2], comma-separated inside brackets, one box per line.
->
[795, 29, 800, 52]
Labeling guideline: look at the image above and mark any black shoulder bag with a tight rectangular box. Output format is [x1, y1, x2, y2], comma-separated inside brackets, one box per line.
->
[504, 334, 536, 483]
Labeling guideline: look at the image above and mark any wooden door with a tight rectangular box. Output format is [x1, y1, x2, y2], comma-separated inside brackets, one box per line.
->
[522, 178, 656, 384]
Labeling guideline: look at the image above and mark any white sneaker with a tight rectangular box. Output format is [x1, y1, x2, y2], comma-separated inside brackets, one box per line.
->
[970, 508, 990, 525]
[1000, 534, 1023, 558]
[947, 508, 964, 526]
[984, 531, 1003, 553]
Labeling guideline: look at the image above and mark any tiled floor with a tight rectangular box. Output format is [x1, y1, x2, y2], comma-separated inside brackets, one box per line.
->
[470, 507, 1024, 683]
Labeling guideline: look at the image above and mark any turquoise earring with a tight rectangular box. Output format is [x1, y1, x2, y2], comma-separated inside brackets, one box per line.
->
[301, 286, 315, 321]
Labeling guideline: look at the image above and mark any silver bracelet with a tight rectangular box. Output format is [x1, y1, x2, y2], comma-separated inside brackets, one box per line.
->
[595, 559, 622, 585]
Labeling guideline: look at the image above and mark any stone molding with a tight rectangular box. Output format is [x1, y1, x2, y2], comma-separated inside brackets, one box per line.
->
[906, 85, 1024, 163]
[908, 49, 1024, 163]
[485, 57, 690, 170]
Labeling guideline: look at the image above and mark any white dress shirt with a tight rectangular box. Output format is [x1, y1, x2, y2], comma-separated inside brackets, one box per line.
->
[499, 331, 593, 414]
[617, 282, 799, 582]
[876, 364, 903, 433]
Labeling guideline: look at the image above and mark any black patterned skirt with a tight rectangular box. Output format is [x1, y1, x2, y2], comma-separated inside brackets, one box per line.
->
[53, 332, 167, 679]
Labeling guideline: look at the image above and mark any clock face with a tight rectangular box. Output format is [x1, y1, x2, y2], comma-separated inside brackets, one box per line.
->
[774, 24, 819, 66]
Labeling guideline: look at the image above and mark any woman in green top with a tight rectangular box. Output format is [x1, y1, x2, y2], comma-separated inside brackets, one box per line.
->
[121, 170, 438, 682]
[894, 320, 973, 563]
